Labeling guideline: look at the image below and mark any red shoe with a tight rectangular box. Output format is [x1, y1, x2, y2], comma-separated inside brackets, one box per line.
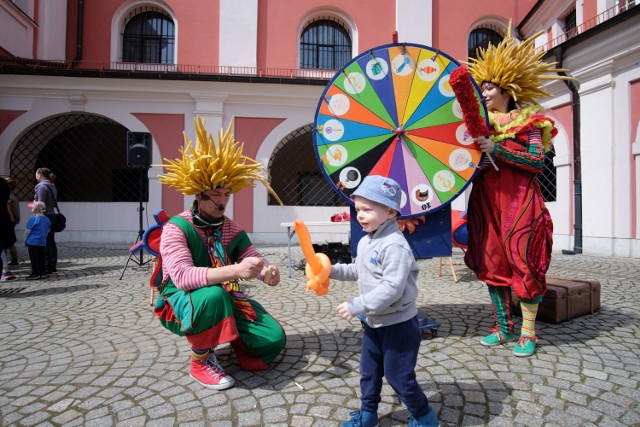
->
[190, 353, 235, 390]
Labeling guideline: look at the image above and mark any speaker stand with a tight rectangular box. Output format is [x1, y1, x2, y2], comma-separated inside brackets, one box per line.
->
[120, 169, 152, 280]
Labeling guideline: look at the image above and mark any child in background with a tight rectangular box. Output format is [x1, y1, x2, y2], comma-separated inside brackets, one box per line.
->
[24, 201, 51, 280]
[330, 175, 439, 427]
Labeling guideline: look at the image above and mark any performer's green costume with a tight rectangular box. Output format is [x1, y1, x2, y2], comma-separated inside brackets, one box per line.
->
[154, 216, 285, 370]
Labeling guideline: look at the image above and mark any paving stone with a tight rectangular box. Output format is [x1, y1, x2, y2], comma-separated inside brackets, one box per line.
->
[0, 243, 638, 425]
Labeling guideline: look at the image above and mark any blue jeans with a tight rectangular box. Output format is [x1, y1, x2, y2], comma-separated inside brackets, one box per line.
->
[359, 316, 430, 417]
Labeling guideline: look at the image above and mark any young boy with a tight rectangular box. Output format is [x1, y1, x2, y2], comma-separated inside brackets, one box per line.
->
[331, 175, 439, 427]
[24, 201, 51, 280]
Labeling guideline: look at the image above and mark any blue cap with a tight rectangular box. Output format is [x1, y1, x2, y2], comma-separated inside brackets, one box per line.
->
[351, 175, 402, 212]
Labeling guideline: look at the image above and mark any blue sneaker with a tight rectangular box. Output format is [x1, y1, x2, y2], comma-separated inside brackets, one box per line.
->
[408, 408, 439, 427]
[342, 410, 378, 427]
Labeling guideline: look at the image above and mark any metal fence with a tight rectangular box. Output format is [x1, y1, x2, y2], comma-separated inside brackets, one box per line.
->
[7, 113, 557, 209]
[268, 124, 347, 207]
[9, 113, 149, 203]
[538, 149, 557, 202]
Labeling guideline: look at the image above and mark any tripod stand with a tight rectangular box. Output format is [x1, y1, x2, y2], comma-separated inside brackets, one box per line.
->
[120, 168, 152, 280]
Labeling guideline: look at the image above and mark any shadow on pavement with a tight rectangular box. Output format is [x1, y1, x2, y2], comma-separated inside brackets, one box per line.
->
[0, 283, 106, 298]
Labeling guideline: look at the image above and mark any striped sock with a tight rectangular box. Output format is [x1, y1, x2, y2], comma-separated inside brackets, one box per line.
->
[191, 348, 210, 360]
[488, 285, 514, 335]
[520, 301, 539, 338]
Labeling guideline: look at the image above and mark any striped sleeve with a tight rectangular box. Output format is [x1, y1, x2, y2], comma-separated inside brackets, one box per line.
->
[494, 128, 545, 173]
[160, 221, 210, 291]
[222, 218, 265, 263]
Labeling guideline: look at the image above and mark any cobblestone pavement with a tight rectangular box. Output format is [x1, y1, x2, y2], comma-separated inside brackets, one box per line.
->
[0, 242, 639, 427]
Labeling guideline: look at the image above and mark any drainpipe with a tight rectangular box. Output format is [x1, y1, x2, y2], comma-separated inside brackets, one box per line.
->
[73, 0, 84, 63]
[557, 46, 583, 255]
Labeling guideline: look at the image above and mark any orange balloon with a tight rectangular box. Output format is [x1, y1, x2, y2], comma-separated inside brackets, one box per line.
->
[294, 219, 331, 295]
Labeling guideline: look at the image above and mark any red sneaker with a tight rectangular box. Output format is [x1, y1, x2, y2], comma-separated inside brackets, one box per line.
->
[189, 353, 235, 390]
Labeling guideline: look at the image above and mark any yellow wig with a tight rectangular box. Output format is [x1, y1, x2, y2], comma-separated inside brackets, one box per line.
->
[156, 116, 283, 205]
[467, 21, 573, 105]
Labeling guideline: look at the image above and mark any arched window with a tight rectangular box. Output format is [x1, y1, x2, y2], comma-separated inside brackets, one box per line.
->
[468, 27, 503, 59]
[300, 19, 351, 70]
[122, 9, 175, 64]
[268, 125, 347, 207]
[9, 113, 148, 203]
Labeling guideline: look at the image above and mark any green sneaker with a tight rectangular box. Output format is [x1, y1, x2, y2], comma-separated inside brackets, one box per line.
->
[480, 330, 515, 347]
[513, 335, 538, 357]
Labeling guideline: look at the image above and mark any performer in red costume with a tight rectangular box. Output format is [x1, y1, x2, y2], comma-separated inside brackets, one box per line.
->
[463, 22, 574, 357]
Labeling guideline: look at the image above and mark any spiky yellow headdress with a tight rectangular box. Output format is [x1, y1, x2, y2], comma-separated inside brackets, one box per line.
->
[466, 21, 574, 105]
[156, 116, 283, 206]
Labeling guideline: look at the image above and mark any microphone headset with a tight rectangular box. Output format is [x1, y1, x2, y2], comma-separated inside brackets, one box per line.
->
[193, 193, 224, 228]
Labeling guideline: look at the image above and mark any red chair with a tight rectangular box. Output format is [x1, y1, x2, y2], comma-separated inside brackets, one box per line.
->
[439, 210, 472, 282]
[143, 209, 170, 305]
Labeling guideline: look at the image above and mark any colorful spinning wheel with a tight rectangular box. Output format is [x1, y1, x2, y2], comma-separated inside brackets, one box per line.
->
[314, 43, 489, 218]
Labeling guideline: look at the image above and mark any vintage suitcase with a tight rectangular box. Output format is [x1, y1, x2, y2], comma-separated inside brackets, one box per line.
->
[511, 276, 601, 324]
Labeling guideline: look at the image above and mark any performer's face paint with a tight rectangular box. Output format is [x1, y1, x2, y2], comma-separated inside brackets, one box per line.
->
[197, 188, 232, 220]
[352, 195, 397, 234]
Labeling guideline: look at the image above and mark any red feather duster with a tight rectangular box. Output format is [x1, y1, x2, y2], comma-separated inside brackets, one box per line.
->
[449, 66, 489, 138]
[450, 66, 498, 170]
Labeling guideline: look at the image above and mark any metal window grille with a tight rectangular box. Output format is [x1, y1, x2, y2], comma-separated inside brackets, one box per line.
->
[537, 147, 557, 202]
[300, 19, 352, 70]
[8, 113, 149, 203]
[468, 27, 503, 59]
[122, 9, 175, 64]
[268, 124, 347, 207]
[563, 9, 578, 39]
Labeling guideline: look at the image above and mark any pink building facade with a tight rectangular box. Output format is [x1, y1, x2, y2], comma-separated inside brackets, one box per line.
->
[1, 0, 639, 257]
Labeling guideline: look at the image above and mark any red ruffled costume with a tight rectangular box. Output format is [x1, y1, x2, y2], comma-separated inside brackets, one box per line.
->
[464, 106, 554, 301]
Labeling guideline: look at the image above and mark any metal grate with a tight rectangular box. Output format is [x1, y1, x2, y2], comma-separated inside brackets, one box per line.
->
[468, 27, 503, 59]
[9, 113, 149, 203]
[563, 9, 578, 39]
[537, 148, 557, 202]
[122, 9, 175, 64]
[300, 19, 352, 70]
[268, 124, 347, 207]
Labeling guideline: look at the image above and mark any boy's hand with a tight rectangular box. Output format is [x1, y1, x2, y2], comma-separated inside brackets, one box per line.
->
[262, 264, 280, 286]
[337, 302, 352, 321]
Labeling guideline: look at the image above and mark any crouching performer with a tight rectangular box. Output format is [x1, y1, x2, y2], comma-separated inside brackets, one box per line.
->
[154, 117, 285, 390]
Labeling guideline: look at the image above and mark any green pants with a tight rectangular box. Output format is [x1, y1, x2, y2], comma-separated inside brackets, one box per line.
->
[155, 283, 285, 370]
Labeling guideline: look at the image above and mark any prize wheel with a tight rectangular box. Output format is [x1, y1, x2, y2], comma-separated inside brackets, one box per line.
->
[313, 43, 489, 218]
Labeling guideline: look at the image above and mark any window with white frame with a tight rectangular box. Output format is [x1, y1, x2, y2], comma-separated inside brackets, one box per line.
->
[467, 26, 503, 59]
[300, 19, 352, 70]
[563, 8, 578, 39]
[122, 7, 175, 64]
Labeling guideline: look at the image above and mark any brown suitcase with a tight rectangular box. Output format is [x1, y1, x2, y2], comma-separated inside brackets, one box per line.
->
[511, 276, 601, 324]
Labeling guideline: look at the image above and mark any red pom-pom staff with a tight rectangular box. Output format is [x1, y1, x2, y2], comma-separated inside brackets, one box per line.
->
[449, 66, 499, 171]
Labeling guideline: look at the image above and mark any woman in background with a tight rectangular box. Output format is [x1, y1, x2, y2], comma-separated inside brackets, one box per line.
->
[34, 167, 58, 274]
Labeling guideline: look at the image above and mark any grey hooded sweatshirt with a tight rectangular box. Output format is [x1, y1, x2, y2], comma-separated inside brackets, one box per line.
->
[330, 218, 419, 328]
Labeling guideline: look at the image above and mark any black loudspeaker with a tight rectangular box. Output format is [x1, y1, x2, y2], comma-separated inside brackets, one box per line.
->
[127, 132, 152, 168]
